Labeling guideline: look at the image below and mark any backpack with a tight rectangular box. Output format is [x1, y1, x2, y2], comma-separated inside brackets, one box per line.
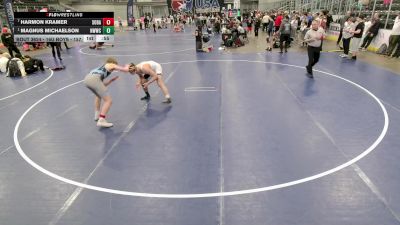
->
[376, 44, 387, 55]
[6, 59, 22, 77]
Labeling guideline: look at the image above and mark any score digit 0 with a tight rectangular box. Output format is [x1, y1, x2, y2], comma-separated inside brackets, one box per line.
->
[102, 18, 114, 26]
[103, 26, 115, 34]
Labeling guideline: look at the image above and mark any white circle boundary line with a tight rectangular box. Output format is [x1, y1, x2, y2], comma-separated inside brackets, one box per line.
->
[79, 46, 193, 57]
[14, 60, 389, 198]
[0, 69, 54, 101]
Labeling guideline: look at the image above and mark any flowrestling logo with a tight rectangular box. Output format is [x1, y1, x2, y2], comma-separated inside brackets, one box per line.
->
[171, 0, 193, 12]
[170, 0, 221, 13]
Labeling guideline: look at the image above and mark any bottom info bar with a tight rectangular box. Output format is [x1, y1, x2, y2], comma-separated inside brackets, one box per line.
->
[14, 35, 114, 43]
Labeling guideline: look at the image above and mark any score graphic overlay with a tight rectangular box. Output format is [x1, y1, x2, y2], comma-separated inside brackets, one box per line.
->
[13, 12, 114, 42]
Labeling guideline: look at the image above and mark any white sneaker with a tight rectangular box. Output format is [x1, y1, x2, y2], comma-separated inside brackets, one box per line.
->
[162, 98, 172, 104]
[340, 54, 348, 58]
[94, 111, 100, 121]
[97, 118, 113, 128]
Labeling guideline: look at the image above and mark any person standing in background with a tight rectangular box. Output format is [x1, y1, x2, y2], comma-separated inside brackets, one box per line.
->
[349, 15, 365, 60]
[360, 13, 381, 51]
[386, 11, 400, 57]
[118, 16, 123, 32]
[1, 26, 21, 58]
[337, 11, 352, 49]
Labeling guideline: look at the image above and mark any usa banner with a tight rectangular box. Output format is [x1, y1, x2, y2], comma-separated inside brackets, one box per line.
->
[194, 0, 222, 13]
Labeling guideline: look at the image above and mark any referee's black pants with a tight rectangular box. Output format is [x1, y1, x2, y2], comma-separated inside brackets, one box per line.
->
[7, 44, 21, 58]
[307, 46, 321, 68]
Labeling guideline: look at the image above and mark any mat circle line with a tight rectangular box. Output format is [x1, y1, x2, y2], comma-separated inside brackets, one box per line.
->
[0, 69, 54, 101]
[14, 60, 389, 198]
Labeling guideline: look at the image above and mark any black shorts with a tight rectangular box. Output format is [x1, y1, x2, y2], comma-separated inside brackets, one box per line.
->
[143, 74, 150, 80]
[280, 34, 290, 43]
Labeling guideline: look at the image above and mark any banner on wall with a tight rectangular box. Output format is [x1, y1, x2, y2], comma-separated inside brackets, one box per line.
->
[127, 0, 134, 27]
[3, 0, 14, 33]
[194, 0, 223, 13]
[170, 0, 194, 12]
[168, 0, 223, 13]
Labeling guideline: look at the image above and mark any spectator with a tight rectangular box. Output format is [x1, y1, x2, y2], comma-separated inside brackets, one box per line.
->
[291, 15, 299, 41]
[386, 11, 400, 57]
[1, 26, 22, 58]
[326, 10, 333, 29]
[340, 17, 356, 58]
[278, 15, 292, 53]
[262, 13, 272, 32]
[360, 13, 382, 51]
[275, 12, 283, 32]
[195, 26, 203, 52]
[349, 15, 365, 60]
[246, 17, 253, 33]
[337, 11, 352, 48]
[254, 16, 261, 37]
[48, 42, 62, 60]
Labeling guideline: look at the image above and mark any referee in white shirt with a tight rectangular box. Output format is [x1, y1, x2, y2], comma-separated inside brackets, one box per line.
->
[304, 20, 326, 78]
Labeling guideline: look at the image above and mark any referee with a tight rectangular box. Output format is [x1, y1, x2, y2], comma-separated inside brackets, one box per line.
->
[304, 20, 326, 78]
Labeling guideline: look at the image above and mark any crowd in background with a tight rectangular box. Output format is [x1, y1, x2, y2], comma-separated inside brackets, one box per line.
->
[1, 26, 46, 77]
[1, 7, 399, 78]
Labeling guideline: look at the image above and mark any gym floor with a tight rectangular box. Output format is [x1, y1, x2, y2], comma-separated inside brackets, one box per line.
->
[1, 28, 400, 225]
